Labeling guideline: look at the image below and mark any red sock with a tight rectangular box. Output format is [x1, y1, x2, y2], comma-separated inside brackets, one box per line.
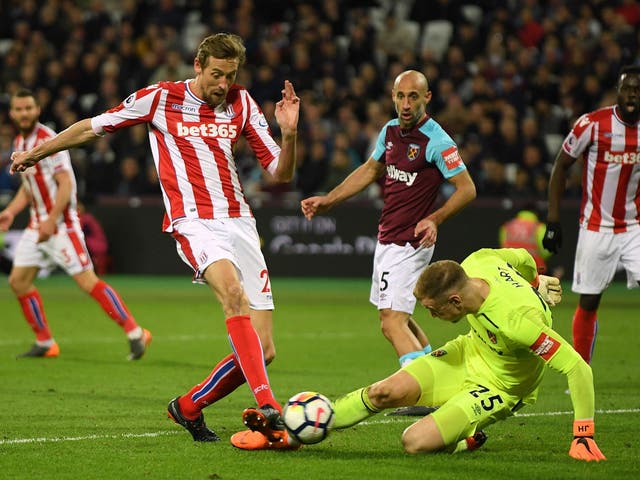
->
[178, 353, 246, 419]
[18, 290, 52, 342]
[226, 315, 281, 411]
[572, 306, 598, 363]
[90, 280, 138, 332]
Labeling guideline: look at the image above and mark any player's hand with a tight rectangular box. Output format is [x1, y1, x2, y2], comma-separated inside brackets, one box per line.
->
[542, 222, 562, 254]
[275, 80, 300, 135]
[537, 275, 562, 306]
[414, 218, 437, 248]
[301, 196, 330, 220]
[0, 210, 15, 232]
[10, 151, 39, 174]
[569, 420, 605, 461]
[37, 218, 57, 243]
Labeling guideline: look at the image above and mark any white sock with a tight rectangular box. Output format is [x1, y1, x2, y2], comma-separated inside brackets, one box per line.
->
[127, 327, 143, 340]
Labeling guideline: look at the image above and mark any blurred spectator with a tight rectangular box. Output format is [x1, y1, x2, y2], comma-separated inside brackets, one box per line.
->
[477, 157, 508, 197]
[1, 0, 638, 202]
[499, 207, 553, 274]
[507, 165, 535, 199]
[322, 148, 352, 193]
[296, 140, 329, 197]
[149, 49, 192, 84]
[115, 156, 147, 197]
[77, 201, 109, 275]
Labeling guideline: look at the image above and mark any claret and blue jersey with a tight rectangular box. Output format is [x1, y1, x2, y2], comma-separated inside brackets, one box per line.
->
[371, 115, 467, 247]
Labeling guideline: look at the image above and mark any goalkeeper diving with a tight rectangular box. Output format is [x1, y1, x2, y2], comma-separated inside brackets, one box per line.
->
[330, 248, 605, 461]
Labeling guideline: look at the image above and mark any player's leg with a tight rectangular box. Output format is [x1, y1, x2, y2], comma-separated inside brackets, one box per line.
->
[379, 309, 425, 364]
[167, 220, 243, 441]
[340, 370, 423, 426]
[571, 229, 617, 363]
[178, 310, 275, 420]
[408, 316, 431, 352]
[333, 336, 465, 431]
[49, 223, 151, 360]
[10, 264, 59, 357]
[10, 229, 58, 357]
[620, 228, 640, 291]
[201, 258, 281, 405]
[400, 337, 511, 454]
[371, 242, 434, 367]
[72, 268, 151, 359]
[573, 293, 601, 363]
[402, 384, 509, 454]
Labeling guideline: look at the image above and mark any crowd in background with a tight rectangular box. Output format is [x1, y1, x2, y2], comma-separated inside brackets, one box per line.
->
[0, 0, 638, 207]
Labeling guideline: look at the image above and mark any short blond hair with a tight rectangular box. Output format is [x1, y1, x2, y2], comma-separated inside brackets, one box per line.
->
[413, 260, 467, 302]
[196, 33, 246, 68]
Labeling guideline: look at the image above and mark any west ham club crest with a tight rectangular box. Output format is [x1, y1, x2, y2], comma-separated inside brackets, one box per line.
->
[407, 143, 420, 161]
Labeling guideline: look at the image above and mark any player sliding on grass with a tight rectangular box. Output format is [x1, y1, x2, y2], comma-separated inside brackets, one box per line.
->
[312, 248, 603, 461]
[10, 34, 300, 447]
[1, 89, 151, 360]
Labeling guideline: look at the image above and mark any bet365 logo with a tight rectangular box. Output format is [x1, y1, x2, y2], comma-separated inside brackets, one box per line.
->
[175, 122, 238, 139]
[604, 151, 639, 164]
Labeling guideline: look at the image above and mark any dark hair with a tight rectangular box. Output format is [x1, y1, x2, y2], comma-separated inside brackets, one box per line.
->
[196, 33, 246, 69]
[10, 88, 38, 106]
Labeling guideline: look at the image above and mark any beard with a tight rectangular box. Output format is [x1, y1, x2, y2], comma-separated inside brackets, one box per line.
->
[18, 118, 38, 135]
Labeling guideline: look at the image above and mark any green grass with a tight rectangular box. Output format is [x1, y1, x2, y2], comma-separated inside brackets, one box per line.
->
[1, 275, 638, 479]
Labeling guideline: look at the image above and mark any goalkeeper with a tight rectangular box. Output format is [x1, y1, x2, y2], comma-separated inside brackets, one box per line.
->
[332, 248, 605, 461]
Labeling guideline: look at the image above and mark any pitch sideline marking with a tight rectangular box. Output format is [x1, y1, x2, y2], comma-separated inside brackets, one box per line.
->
[2, 408, 638, 446]
[0, 430, 180, 445]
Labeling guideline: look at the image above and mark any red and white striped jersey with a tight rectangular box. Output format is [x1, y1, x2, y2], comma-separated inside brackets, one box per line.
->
[13, 122, 80, 230]
[562, 106, 640, 232]
[91, 80, 281, 232]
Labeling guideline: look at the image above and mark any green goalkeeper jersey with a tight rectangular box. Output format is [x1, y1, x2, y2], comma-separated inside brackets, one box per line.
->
[460, 248, 594, 418]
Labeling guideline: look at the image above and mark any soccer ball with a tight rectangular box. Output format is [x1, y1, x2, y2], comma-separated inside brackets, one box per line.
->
[283, 391, 335, 444]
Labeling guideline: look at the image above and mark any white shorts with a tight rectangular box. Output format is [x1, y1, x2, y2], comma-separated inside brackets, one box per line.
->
[573, 227, 640, 294]
[13, 225, 93, 276]
[369, 241, 434, 313]
[171, 217, 274, 310]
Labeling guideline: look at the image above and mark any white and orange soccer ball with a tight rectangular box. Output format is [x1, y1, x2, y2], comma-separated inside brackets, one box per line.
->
[283, 391, 335, 444]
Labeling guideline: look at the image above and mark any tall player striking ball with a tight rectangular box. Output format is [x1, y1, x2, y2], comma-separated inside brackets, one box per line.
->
[11, 33, 301, 448]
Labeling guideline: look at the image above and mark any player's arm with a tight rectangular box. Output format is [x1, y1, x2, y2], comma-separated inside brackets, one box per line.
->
[547, 150, 577, 223]
[488, 247, 561, 304]
[491, 248, 539, 282]
[272, 80, 300, 183]
[10, 119, 98, 173]
[0, 185, 30, 231]
[539, 332, 605, 461]
[38, 170, 73, 243]
[543, 149, 578, 253]
[414, 169, 476, 248]
[518, 318, 605, 462]
[300, 158, 384, 220]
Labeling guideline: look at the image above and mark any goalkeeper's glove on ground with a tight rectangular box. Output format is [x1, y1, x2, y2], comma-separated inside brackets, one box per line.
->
[542, 222, 562, 253]
[537, 275, 562, 306]
[569, 420, 606, 461]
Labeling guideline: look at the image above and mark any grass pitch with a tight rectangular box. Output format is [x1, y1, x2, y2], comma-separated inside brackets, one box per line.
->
[0, 275, 638, 479]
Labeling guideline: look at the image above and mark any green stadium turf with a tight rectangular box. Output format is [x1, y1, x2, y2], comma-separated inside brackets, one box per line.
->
[0, 275, 637, 479]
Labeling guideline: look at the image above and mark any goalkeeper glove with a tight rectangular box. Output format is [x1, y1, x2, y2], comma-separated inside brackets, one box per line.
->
[569, 420, 606, 461]
[537, 275, 562, 306]
[542, 222, 562, 253]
